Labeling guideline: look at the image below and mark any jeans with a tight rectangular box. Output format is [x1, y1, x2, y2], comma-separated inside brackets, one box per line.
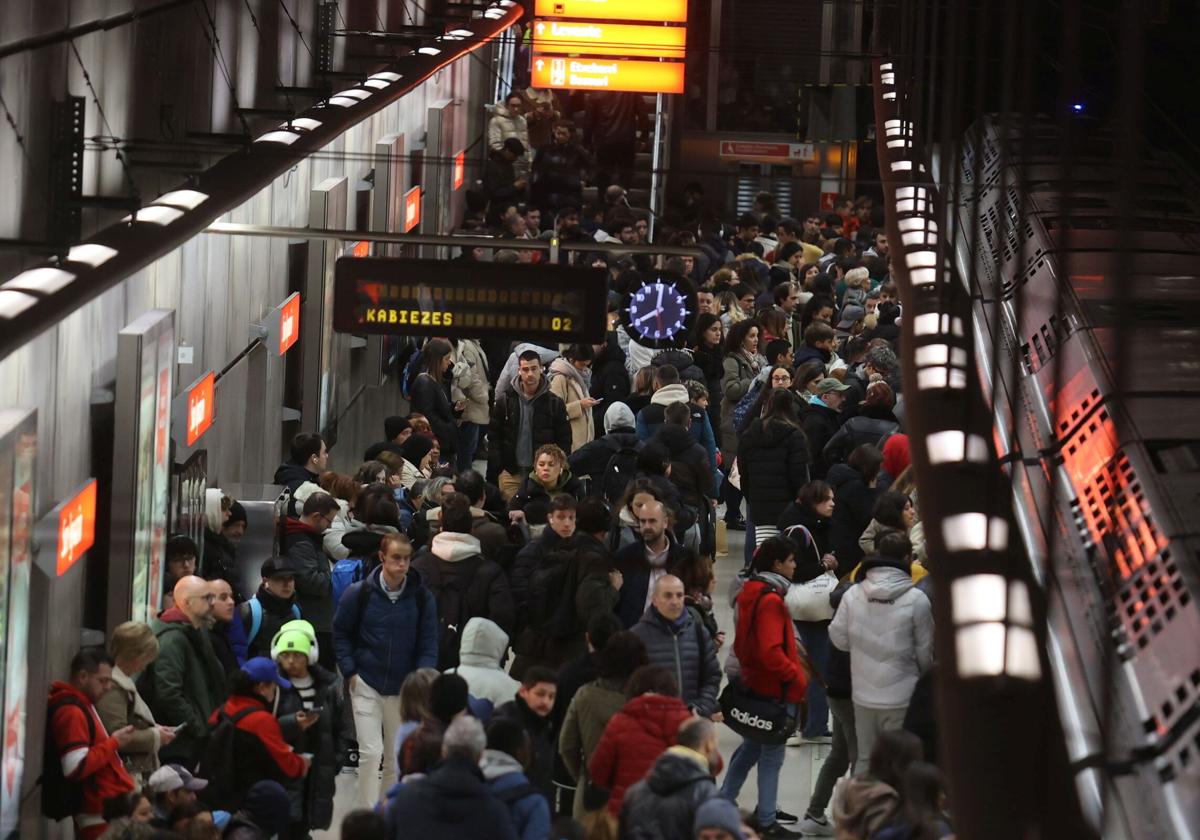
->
[808, 696, 857, 818]
[456, 422, 483, 471]
[350, 678, 405, 809]
[719, 737, 788, 828]
[795, 623, 831, 737]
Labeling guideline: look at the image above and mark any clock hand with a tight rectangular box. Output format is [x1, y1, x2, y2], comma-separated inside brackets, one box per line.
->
[634, 309, 660, 325]
[655, 284, 664, 312]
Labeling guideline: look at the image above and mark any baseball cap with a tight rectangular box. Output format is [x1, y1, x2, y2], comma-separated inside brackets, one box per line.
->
[148, 763, 208, 794]
[260, 556, 296, 579]
[837, 304, 866, 330]
[241, 656, 292, 689]
[816, 377, 851, 395]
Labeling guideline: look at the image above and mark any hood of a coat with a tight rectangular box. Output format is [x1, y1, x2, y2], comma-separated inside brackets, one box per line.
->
[653, 423, 698, 458]
[604, 401, 636, 433]
[480, 749, 526, 781]
[204, 488, 226, 533]
[826, 462, 861, 490]
[549, 357, 587, 393]
[859, 563, 916, 602]
[49, 681, 92, 709]
[511, 374, 551, 403]
[284, 518, 322, 540]
[650, 383, 690, 407]
[742, 417, 801, 449]
[458, 617, 509, 668]
[157, 606, 191, 625]
[620, 694, 691, 742]
[644, 747, 711, 794]
[273, 461, 315, 487]
[422, 759, 493, 822]
[431, 531, 483, 563]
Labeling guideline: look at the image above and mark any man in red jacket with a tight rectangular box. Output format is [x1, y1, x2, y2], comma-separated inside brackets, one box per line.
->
[47, 649, 136, 839]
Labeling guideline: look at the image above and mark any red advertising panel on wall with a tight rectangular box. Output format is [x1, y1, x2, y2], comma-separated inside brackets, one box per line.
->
[57, 479, 97, 577]
[279, 293, 301, 354]
[453, 151, 465, 191]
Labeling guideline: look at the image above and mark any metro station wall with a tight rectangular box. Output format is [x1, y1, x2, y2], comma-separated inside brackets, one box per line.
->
[0, 44, 485, 832]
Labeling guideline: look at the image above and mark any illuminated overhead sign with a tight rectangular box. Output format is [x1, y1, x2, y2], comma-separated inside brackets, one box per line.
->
[183, 371, 215, 446]
[534, 0, 687, 23]
[278, 293, 301, 354]
[532, 19, 686, 58]
[56, 479, 97, 577]
[532, 56, 684, 94]
[404, 186, 422, 232]
[333, 257, 607, 343]
[719, 141, 816, 163]
[453, 151, 465, 190]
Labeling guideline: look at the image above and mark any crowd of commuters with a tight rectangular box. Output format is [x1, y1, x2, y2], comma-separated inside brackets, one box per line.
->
[45, 136, 944, 840]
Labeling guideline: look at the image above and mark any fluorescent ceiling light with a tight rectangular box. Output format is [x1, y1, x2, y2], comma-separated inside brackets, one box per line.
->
[369, 71, 402, 82]
[285, 118, 322, 131]
[122, 205, 185, 225]
[333, 89, 371, 101]
[3, 267, 76, 295]
[418, 46, 441, 55]
[256, 131, 302, 145]
[483, 8, 505, 17]
[0, 290, 37, 319]
[362, 79, 389, 90]
[67, 243, 118, 267]
[448, 29, 473, 37]
[327, 97, 359, 108]
[154, 189, 209, 210]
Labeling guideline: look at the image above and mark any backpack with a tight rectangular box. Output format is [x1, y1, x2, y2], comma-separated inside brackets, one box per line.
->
[331, 557, 368, 605]
[731, 378, 765, 432]
[527, 552, 577, 640]
[198, 706, 263, 811]
[599, 444, 640, 505]
[245, 598, 301, 647]
[400, 347, 425, 399]
[41, 696, 95, 820]
[432, 556, 483, 670]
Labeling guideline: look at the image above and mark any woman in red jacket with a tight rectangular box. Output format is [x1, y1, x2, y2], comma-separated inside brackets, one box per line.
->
[719, 536, 808, 839]
[587, 665, 694, 816]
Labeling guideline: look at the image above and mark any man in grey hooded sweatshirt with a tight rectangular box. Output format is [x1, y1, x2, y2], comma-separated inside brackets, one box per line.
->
[488, 349, 571, 499]
[829, 529, 934, 773]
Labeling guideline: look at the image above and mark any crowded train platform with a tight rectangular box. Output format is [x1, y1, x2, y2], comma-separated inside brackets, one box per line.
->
[1, 0, 1198, 839]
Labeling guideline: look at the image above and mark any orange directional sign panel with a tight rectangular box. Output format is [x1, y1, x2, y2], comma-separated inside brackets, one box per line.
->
[534, 0, 687, 23]
[278, 293, 301, 355]
[532, 19, 686, 58]
[404, 186, 421, 232]
[453, 151, 465, 190]
[532, 56, 684, 94]
[57, 480, 97, 577]
[185, 371, 215, 446]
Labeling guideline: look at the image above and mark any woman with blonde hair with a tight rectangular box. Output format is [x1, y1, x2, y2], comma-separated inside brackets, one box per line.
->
[95, 622, 177, 784]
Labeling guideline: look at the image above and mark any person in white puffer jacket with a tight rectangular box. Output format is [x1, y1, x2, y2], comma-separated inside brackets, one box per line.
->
[450, 617, 521, 708]
[829, 529, 933, 774]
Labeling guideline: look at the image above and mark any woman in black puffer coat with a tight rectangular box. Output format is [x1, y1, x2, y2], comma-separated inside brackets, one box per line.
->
[822, 380, 901, 467]
[737, 388, 812, 551]
[691, 314, 726, 444]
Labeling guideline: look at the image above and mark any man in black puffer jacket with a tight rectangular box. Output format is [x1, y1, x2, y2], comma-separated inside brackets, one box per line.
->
[619, 717, 721, 839]
[651, 403, 715, 513]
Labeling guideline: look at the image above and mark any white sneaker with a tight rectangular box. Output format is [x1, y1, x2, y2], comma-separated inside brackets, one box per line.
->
[799, 734, 832, 744]
[799, 814, 834, 836]
[786, 733, 804, 747]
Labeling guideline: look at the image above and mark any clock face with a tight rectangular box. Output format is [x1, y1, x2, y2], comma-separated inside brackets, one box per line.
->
[621, 278, 696, 349]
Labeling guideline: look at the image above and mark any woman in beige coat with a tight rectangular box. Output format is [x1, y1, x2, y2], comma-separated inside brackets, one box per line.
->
[95, 622, 176, 785]
[548, 344, 600, 452]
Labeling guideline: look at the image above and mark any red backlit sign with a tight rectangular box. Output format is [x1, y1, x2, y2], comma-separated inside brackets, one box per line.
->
[352, 240, 371, 258]
[404, 186, 422, 232]
[719, 141, 815, 162]
[453, 151, 465, 191]
[185, 371, 215, 446]
[279, 293, 300, 354]
[57, 479, 97, 577]
[532, 56, 684, 94]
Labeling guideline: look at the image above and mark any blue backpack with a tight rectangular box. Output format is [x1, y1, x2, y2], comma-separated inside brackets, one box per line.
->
[400, 348, 424, 399]
[332, 557, 369, 606]
[246, 598, 301, 646]
[732, 378, 765, 432]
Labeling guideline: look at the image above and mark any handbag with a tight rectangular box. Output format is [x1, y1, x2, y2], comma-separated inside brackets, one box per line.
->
[718, 583, 798, 745]
[781, 524, 836, 621]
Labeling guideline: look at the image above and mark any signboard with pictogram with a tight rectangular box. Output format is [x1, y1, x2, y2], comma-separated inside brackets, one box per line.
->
[534, 0, 687, 23]
[718, 141, 816, 162]
[532, 19, 686, 58]
[531, 56, 684, 94]
[404, 186, 422, 232]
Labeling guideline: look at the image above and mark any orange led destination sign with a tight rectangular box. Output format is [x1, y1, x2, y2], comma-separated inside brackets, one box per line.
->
[532, 19, 686, 58]
[404, 186, 421, 232]
[534, 0, 687, 23]
[532, 56, 684, 94]
[57, 479, 97, 577]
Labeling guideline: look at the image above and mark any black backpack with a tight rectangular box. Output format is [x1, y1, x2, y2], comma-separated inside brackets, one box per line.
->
[198, 706, 262, 811]
[41, 697, 94, 820]
[527, 550, 578, 640]
[433, 556, 483, 670]
[600, 444, 640, 505]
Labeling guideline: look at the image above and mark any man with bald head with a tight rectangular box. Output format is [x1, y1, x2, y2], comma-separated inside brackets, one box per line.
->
[145, 575, 228, 765]
[630, 575, 721, 717]
[613, 500, 697, 629]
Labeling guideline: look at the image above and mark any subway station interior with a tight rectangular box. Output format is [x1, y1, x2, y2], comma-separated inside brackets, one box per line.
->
[1, 0, 1199, 838]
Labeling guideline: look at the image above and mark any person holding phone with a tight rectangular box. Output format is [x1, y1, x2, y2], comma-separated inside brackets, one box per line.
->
[271, 620, 346, 837]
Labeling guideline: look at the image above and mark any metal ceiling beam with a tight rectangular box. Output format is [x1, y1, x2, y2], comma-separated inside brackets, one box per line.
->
[0, 0, 198, 61]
